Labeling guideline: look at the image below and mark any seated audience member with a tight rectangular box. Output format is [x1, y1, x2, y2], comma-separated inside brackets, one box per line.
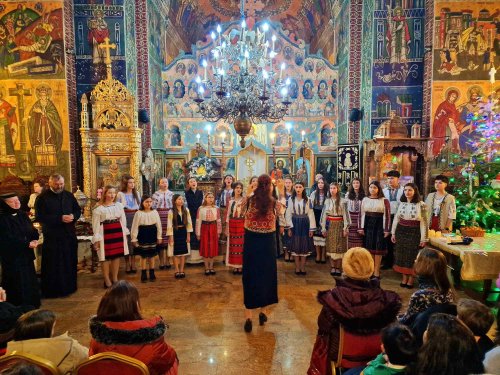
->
[6, 309, 88, 374]
[483, 307, 500, 374]
[399, 248, 455, 325]
[0, 362, 43, 375]
[411, 313, 484, 375]
[308, 247, 402, 375]
[89, 280, 178, 375]
[0, 288, 34, 356]
[409, 302, 457, 347]
[457, 298, 495, 358]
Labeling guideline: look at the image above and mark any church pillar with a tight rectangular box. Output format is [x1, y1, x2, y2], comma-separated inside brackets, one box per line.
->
[421, 0, 435, 137]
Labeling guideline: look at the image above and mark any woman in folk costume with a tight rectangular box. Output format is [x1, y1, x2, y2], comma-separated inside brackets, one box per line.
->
[216, 174, 234, 250]
[92, 185, 129, 288]
[184, 177, 203, 251]
[309, 177, 329, 264]
[167, 194, 193, 279]
[345, 178, 365, 249]
[320, 183, 349, 277]
[358, 181, 391, 278]
[152, 177, 174, 270]
[130, 195, 162, 283]
[424, 174, 456, 233]
[195, 192, 222, 275]
[392, 183, 428, 289]
[282, 176, 294, 262]
[226, 181, 245, 274]
[285, 181, 316, 276]
[116, 175, 141, 274]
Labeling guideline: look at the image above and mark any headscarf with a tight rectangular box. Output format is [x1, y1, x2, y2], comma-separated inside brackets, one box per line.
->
[0, 192, 19, 215]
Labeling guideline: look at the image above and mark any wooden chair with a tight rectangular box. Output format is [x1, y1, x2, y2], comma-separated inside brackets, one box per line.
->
[332, 325, 381, 371]
[74, 352, 149, 375]
[0, 351, 61, 375]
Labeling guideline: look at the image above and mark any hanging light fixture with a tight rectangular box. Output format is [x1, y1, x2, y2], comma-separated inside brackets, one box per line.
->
[193, 2, 292, 147]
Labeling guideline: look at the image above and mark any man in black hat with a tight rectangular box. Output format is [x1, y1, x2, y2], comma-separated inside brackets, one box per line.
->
[35, 174, 81, 298]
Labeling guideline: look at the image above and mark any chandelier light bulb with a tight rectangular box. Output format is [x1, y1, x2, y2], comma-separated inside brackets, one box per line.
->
[196, 133, 201, 141]
[198, 86, 205, 94]
[206, 124, 212, 134]
[202, 60, 207, 67]
[211, 32, 216, 40]
[262, 23, 269, 32]
[196, 76, 201, 83]
[286, 123, 292, 133]
[244, 50, 249, 58]
[281, 87, 288, 97]
[272, 35, 276, 42]
[286, 77, 291, 85]
[262, 70, 269, 80]
[221, 132, 226, 141]
[217, 24, 222, 33]
[241, 19, 246, 29]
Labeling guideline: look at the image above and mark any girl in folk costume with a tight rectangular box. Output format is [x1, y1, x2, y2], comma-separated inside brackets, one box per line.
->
[246, 175, 258, 197]
[184, 177, 203, 251]
[116, 175, 140, 274]
[92, 185, 129, 288]
[346, 178, 365, 249]
[358, 181, 391, 278]
[285, 182, 316, 275]
[273, 179, 286, 258]
[282, 175, 294, 262]
[309, 177, 329, 263]
[216, 174, 234, 249]
[167, 194, 193, 279]
[131, 195, 162, 283]
[392, 183, 428, 289]
[225, 181, 245, 274]
[320, 183, 349, 276]
[152, 178, 174, 270]
[196, 192, 222, 275]
[424, 174, 456, 233]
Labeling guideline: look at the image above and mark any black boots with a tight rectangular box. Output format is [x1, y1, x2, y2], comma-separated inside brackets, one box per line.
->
[149, 269, 156, 282]
[141, 270, 147, 283]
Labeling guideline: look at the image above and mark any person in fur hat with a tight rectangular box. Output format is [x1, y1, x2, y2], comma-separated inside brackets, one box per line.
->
[89, 280, 178, 375]
[307, 247, 402, 375]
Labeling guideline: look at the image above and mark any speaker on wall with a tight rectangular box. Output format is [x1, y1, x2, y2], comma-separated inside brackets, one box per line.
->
[349, 108, 364, 122]
[138, 109, 150, 123]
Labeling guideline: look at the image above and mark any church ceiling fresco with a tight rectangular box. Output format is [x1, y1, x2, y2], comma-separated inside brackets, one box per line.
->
[167, 0, 333, 48]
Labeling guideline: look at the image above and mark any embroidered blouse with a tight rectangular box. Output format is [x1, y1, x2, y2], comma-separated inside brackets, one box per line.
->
[166, 210, 193, 236]
[391, 202, 428, 243]
[424, 192, 456, 231]
[320, 197, 350, 232]
[195, 206, 222, 237]
[309, 191, 326, 209]
[116, 191, 140, 210]
[346, 197, 362, 214]
[226, 197, 245, 222]
[130, 210, 163, 242]
[285, 197, 316, 231]
[216, 189, 233, 208]
[152, 190, 174, 210]
[383, 186, 404, 215]
[243, 197, 285, 233]
[91, 202, 129, 261]
[359, 197, 391, 232]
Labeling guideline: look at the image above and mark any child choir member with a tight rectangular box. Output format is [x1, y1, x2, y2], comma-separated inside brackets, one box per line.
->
[320, 183, 349, 276]
[216, 175, 234, 251]
[27, 181, 43, 218]
[309, 177, 328, 263]
[225, 181, 245, 274]
[92, 185, 129, 288]
[117, 175, 141, 274]
[167, 194, 193, 279]
[391, 183, 428, 288]
[184, 177, 203, 252]
[424, 174, 456, 233]
[345, 178, 365, 249]
[196, 192, 222, 275]
[282, 176, 294, 262]
[152, 178, 174, 270]
[358, 181, 391, 278]
[130, 195, 162, 283]
[285, 181, 316, 275]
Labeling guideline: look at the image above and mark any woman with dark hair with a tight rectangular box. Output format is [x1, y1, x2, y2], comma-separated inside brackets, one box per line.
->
[0, 193, 40, 307]
[242, 174, 285, 332]
[225, 181, 245, 274]
[391, 183, 428, 289]
[89, 280, 178, 374]
[410, 313, 484, 375]
[346, 178, 365, 249]
[358, 181, 391, 278]
[117, 175, 141, 274]
[7, 309, 88, 374]
[184, 177, 203, 254]
[399, 248, 455, 325]
[216, 174, 234, 254]
[309, 178, 328, 263]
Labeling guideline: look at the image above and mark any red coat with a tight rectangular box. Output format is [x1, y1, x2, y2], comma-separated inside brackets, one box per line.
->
[89, 316, 178, 375]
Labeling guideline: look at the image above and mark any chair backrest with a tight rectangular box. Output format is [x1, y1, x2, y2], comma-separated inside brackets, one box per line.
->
[334, 325, 381, 369]
[74, 352, 149, 375]
[0, 351, 61, 375]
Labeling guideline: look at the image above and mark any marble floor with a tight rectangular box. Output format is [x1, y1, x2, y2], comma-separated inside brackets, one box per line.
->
[41, 259, 425, 375]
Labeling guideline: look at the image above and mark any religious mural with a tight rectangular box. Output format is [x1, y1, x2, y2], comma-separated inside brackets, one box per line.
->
[370, 0, 425, 137]
[431, 0, 499, 158]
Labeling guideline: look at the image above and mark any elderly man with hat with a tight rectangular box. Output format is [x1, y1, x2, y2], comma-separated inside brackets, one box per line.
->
[0, 192, 40, 308]
[308, 247, 401, 375]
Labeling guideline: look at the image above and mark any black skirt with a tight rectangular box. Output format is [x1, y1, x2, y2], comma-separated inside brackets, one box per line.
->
[135, 224, 158, 258]
[364, 214, 387, 256]
[242, 230, 278, 309]
[173, 226, 189, 256]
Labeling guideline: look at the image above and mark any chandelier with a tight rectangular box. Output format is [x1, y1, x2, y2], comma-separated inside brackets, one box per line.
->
[193, 14, 293, 147]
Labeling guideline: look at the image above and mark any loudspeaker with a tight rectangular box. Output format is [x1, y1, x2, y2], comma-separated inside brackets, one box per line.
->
[349, 108, 364, 122]
[138, 109, 150, 123]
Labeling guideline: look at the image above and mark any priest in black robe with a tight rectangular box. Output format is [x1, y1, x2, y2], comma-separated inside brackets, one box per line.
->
[0, 193, 40, 308]
[35, 174, 81, 298]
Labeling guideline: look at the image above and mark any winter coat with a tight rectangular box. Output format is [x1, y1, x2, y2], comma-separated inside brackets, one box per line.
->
[89, 316, 178, 375]
[308, 277, 402, 375]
